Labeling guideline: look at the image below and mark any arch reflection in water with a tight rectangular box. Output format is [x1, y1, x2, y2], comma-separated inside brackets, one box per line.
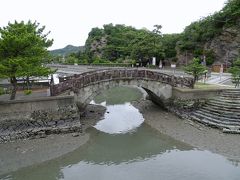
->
[93, 102, 144, 134]
[91, 86, 145, 134]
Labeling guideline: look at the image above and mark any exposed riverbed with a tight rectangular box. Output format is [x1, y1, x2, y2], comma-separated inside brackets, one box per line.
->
[1, 86, 240, 179]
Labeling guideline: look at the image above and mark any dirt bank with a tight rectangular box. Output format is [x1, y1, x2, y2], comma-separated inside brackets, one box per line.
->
[133, 99, 240, 163]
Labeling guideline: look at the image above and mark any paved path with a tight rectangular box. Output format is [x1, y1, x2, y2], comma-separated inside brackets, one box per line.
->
[0, 88, 50, 101]
[0, 65, 236, 101]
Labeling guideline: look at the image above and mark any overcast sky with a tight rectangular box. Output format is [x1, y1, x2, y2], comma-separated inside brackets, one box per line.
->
[1, 0, 227, 50]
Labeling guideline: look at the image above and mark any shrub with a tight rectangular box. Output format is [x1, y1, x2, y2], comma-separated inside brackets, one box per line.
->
[24, 90, 32, 95]
[0, 87, 5, 95]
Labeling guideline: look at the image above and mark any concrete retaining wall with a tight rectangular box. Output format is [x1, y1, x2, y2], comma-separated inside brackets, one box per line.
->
[0, 96, 81, 142]
[172, 87, 227, 99]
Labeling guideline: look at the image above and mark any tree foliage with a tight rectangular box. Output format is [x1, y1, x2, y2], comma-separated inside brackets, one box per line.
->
[184, 58, 207, 85]
[84, 24, 167, 65]
[0, 20, 53, 99]
[229, 58, 240, 87]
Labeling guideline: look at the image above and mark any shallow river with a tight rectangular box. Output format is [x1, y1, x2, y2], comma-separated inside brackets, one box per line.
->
[1, 87, 240, 180]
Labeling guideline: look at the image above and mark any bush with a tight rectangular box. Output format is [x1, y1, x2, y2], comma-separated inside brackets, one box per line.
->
[92, 56, 111, 64]
[147, 64, 157, 69]
[0, 87, 5, 95]
[24, 90, 32, 95]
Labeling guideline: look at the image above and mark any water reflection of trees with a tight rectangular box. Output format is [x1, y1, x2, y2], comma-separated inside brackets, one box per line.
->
[228, 159, 240, 167]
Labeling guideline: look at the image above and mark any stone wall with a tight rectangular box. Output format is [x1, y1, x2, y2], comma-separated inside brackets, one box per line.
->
[172, 87, 225, 99]
[165, 87, 232, 120]
[0, 96, 81, 142]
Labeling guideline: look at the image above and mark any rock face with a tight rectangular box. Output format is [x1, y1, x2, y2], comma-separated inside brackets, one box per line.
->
[177, 23, 240, 66]
[204, 25, 240, 65]
[86, 36, 107, 58]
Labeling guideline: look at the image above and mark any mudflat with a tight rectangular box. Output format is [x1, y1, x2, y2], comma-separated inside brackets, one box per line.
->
[1, 100, 240, 175]
[134, 99, 240, 163]
[0, 104, 105, 175]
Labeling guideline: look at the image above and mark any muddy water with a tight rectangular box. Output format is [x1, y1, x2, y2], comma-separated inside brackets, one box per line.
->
[1, 87, 240, 180]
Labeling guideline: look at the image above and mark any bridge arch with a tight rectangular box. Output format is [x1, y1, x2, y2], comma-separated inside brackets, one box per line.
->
[50, 69, 194, 110]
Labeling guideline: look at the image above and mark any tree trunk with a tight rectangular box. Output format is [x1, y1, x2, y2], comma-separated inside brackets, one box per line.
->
[10, 77, 17, 100]
[26, 76, 30, 90]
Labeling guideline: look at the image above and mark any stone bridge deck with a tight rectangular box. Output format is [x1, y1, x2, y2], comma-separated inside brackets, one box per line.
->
[51, 69, 194, 96]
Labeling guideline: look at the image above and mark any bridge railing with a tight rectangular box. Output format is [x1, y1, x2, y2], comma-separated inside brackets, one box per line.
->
[50, 69, 194, 96]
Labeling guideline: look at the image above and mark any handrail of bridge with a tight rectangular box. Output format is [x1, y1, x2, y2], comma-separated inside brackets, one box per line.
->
[50, 69, 194, 96]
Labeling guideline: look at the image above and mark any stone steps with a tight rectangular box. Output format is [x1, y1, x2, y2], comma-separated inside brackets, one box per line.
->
[206, 101, 240, 109]
[221, 94, 240, 98]
[193, 111, 240, 124]
[208, 99, 240, 106]
[198, 108, 240, 119]
[204, 104, 240, 113]
[191, 115, 240, 132]
[190, 89, 240, 133]
[215, 96, 240, 104]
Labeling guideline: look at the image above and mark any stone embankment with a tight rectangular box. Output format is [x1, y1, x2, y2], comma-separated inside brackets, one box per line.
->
[0, 96, 81, 143]
[191, 89, 240, 133]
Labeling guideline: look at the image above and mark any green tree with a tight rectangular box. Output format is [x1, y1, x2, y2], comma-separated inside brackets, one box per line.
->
[0, 20, 53, 100]
[131, 29, 164, 64]
[184, 58, 207, 85]
[64, 56, 78, 65]
[229, 58, 240, 88]
[162, 34, 181, 59]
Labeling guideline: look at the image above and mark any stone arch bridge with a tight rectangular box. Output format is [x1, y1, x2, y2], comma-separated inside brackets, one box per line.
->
[50, 69, 194, 110]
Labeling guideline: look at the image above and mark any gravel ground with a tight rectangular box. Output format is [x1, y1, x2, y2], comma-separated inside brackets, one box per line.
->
[0, 88, 50, 101]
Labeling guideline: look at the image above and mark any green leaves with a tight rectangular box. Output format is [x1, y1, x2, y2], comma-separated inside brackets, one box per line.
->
[229, 58, 240, 87]
[177, 0, 239, 54]
[85, 24, 166, 63]
[0, 20, 54, 99]
[184, 58, 207, 85]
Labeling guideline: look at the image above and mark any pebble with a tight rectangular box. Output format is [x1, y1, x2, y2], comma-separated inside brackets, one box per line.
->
[72, 133, 80, 137]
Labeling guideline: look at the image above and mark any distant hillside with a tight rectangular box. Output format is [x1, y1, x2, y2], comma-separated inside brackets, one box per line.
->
[50, 45, 85, 56]
[84, 0, 240, 66]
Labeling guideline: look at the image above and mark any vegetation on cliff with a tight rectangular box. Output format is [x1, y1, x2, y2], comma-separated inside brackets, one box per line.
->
[177, 0, 240, 64]
[52, 0, 239, 66]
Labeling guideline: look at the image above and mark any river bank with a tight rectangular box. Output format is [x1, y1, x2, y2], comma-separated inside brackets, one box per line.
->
[0, 104, 106, 175]
[1, 98, 240, 175]
[133, 99, 240, 163]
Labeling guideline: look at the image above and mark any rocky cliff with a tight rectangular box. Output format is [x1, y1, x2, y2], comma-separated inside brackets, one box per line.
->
[204, 24, 240, 65]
